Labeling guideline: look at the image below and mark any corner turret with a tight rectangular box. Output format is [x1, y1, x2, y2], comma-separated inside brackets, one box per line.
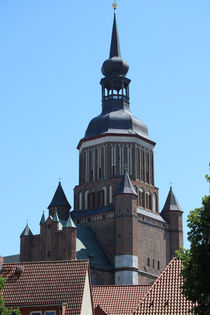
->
[161, 187, 183, 258]
[114, 172, 138, 284]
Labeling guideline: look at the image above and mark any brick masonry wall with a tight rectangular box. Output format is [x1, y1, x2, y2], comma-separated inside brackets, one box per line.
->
[137, 218, 170, 277]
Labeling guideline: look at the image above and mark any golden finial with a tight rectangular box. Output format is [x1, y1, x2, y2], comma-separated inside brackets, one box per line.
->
[112, 0, 118, 10]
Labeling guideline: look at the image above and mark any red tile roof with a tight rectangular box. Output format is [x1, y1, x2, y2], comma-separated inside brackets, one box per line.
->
[92, 285, 150, 315]
[1, 260, 90, 315]
[133, 258, 195, 314]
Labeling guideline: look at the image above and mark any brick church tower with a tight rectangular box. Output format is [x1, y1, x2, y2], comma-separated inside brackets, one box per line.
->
[19, 8, 183, 286]
[72, 10, 183, 285]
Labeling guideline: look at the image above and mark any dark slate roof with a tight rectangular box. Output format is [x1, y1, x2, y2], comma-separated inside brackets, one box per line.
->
[161, 187, 183, 212]
[39, 212, 45, 225]
[84, 109, 150, 141]
[110, 12, 121, 58]
[20, 224, 33, 237]
[48, 182, 71, 209]
[115, 171, 138, 196]
[137, 208, 166, 223]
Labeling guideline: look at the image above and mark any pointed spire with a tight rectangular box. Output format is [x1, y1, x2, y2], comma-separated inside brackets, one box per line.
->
[109, 12, 121, 58]
[161, 187, 183, 212]
[48, 182, 71, 209]
[53, 210, 59, 222]
[20, 223, 33, 237]
[115, 171, 138, 196]
[39, 211, 45, 225]
[65, 214, 76, 228]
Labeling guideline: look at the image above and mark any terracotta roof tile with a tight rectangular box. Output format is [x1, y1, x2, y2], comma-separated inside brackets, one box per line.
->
[133, 258, 194, 314]
[92, 285, 150, 315]
[1, 260, 89, 315]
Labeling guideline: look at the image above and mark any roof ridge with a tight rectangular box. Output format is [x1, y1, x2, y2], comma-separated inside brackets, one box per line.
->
[93, 284, 151, 288]
[2, 259, 89, 266]
[131, 257, 178, 314]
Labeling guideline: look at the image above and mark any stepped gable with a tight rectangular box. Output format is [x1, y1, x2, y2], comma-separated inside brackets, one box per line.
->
[1, 260, 90, 315]
[133, 258, 194, 314]
[93, 285, 150, 315]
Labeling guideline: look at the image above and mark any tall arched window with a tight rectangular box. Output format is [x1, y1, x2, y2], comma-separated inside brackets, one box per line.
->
[102, 187, 107, 206]
[146, 191, 152, 210]
[139, 188, 145, 207]
[85, 191, 89, 209]
[109, 185, 112, 203]
[153, 192, 157, 212]
[79, 192, 83, 210]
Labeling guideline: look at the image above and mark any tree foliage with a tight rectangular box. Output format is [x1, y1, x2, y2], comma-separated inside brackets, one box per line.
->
[177, 175, 210, 314]
[0, 277, 21, 315]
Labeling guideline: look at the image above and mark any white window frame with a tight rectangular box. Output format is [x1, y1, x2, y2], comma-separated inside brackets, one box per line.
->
[44, 311, 56, 315]
[30, 312, 42, 315]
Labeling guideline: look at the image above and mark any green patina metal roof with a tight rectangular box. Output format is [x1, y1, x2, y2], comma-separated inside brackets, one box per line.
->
[53, 210, 59, 222]
[65, 215, 76, 228]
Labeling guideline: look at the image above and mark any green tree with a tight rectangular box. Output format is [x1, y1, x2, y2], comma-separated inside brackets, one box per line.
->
[177, 174, 210, 314]
[0, 277, 21, 315]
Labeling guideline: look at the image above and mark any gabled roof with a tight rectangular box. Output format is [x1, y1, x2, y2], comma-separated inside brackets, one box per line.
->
[161, 187, 183, 212]
[93, 285, 150, 315]
[20, 224, 33, 237]
[133, 258, 194, 315]
[48, 182, 71, 209]
[115, 171, 137, 196]
[1, 260, 90, 315]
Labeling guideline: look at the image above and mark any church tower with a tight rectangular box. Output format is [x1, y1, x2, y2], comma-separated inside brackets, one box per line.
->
[72, 8, 172, 285]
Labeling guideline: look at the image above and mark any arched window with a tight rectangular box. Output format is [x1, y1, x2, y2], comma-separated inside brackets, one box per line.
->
[102, 187, 107, 206]
[79, 192, 83, 210]
[139, 188, 145, 207]
[85, 191, 89, 209]
[146, 191, 152, 210]
[149, 193, 152, 210]
[109, 185, 112, 203]
[153, 192, 157, 212]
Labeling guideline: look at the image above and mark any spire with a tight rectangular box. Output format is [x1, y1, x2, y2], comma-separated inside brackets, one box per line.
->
[48, 182, 71, 209]
[20, 223, 33, 237]
[161, 187, 183, 212]
[115, 171, 137, 196]
[39, 211, 45, 225]
[53, 210, 59, 222]
[65, 214, 76, 228]
[109, 12, 121, 58]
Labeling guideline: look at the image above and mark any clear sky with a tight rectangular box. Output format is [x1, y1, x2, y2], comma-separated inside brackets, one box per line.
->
[0, 0, 209, 257]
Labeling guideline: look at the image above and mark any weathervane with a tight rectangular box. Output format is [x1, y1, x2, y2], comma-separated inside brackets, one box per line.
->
[112, 0, 118, 10]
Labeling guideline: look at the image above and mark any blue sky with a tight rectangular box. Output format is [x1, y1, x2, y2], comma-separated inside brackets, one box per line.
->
[0, 0, 209, 257]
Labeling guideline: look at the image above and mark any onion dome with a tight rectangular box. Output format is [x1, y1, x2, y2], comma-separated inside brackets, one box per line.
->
[102, 13, 129, 77]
